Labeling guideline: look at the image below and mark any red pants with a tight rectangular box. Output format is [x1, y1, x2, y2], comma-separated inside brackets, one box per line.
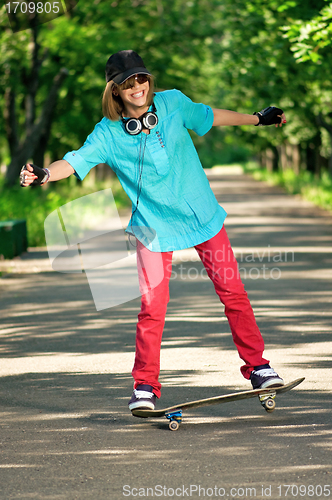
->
[132, 226, 268, 398]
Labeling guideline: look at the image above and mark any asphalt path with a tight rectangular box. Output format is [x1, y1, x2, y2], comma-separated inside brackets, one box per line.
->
[0, 166, 331, 499]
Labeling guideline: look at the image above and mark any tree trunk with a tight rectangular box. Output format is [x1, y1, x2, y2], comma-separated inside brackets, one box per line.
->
[5, 68, 68, 187]
[271, 145, 279, 172]
[291, 144, 300, 175]
[305, 133, 321, 175]
[317, 113, 332, 176]
[277, 145, 288, 172]
[262, 145, 279, 172]
[4, 21, 67, 187]
[4, 87, 19, 158]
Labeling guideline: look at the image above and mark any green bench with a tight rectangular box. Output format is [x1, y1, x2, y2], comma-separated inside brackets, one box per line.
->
[0, 220, 28, 259]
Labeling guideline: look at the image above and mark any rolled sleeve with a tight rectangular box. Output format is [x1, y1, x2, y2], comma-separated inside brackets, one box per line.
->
[63, 120, 110, 180]
[63, 151, 93, 181]
[177, 91, 214, 136]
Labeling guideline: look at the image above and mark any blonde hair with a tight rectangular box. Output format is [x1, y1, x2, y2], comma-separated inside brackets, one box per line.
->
[102, 76, 155, 121]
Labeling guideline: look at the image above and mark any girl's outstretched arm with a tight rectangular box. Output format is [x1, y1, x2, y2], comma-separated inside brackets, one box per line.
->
[212, 107, 286, 127]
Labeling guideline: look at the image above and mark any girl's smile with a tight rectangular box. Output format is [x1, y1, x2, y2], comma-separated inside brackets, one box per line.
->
[131, 90, 145, 99]
[117, 79, 150, 118]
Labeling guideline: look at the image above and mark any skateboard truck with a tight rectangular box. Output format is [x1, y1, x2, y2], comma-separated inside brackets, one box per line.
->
[258, 391, 276, 412]
[165, 410, 183, 431]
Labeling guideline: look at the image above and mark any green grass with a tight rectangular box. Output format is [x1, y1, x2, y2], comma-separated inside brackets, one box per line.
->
[0, 175, 131, 248]
[243, 163, 332, 213]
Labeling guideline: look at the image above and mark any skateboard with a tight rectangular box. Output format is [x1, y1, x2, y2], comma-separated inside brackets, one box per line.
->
[131, 377, 305, 430]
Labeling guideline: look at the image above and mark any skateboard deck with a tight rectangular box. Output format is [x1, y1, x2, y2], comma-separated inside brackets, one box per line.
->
[131, 377, 305, 430]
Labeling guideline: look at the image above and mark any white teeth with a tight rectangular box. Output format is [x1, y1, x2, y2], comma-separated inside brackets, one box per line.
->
[132, 90, 144, 98]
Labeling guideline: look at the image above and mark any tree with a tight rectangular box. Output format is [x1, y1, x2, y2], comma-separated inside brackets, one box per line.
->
[1, 16, 69, 186]
[2, 0, 331, 184]
[0, 0, 228, 184]
[282, 1, 332, 174]
[202, 0, 332, 175]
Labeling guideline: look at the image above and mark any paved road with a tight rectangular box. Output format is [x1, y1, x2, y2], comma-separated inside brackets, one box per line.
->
[0, 167, 331, 499]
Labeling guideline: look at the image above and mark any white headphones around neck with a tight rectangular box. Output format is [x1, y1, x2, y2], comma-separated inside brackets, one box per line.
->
[122, 103, 158, 135]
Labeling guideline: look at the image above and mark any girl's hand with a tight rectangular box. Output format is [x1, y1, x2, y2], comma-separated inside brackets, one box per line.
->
[277, 112, 287, 127]
[254, 106, 286, 126]
[20, 164, 50, 187]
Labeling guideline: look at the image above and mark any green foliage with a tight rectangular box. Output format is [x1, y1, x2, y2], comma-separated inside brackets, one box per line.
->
[244, 163, 332, 212]
[1, 0, 332, 216]
[194, 128, 251, 168]
[0, 176, 130, 247]
[282, 2, 332, 63]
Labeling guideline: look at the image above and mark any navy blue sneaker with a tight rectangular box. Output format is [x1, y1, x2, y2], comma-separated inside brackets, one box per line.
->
[250, 364, 284, 389]
[128, 385, 157, 411]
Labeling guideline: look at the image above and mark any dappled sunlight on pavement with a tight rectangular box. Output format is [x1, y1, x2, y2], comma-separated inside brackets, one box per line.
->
[0, 167, 331, 498]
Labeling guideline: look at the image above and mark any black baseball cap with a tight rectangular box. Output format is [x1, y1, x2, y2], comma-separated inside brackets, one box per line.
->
[105, 50, 151, 84]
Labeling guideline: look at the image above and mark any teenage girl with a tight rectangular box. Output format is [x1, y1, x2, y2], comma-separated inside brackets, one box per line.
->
[20, 50, 286, 411]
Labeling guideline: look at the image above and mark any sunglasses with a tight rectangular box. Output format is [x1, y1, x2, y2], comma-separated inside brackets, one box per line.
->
[118, 74, 150, 90]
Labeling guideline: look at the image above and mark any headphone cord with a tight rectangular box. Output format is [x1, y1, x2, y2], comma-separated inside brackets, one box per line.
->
[128, 133, 148, 248]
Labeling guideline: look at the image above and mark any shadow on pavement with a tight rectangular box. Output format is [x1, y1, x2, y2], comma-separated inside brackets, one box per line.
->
[1, 170, 331, 498]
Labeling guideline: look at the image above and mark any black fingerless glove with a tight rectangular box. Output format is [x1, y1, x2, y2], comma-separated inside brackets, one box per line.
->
[20, 164, 50, 187]
[253, 106, 283, 126]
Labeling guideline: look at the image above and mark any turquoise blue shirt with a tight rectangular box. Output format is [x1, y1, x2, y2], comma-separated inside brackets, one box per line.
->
[63, 89, 227, 252]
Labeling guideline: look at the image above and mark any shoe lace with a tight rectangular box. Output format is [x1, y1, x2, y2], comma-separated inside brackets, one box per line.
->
[254, 368, 278, 378]
[134, 389, 154, 400]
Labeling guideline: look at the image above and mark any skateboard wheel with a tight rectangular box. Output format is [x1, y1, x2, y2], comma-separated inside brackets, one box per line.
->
[169, 420, 180, 431]
[264, 398, 276, 412]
